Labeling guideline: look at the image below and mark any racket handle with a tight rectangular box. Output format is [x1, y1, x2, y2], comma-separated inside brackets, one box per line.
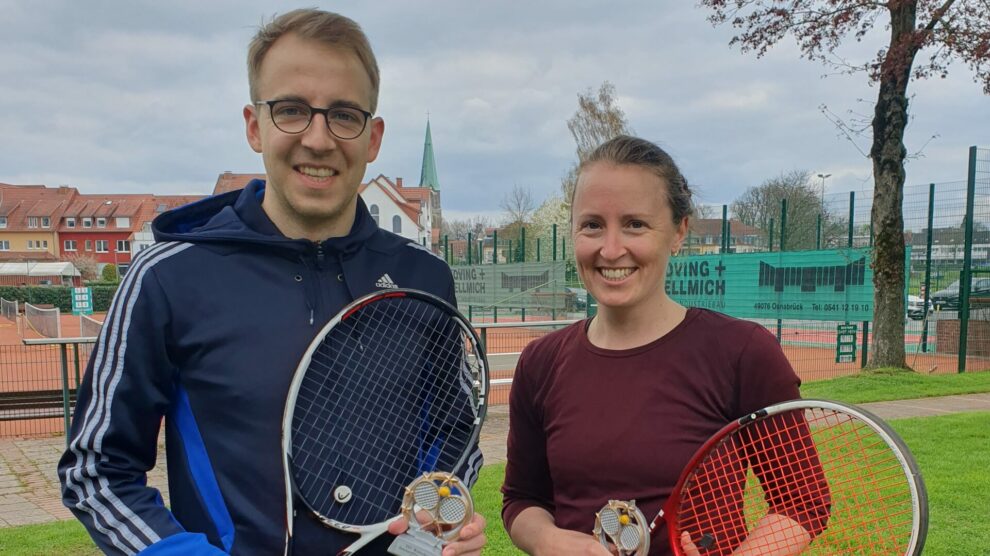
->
[338, 520, 395, 555]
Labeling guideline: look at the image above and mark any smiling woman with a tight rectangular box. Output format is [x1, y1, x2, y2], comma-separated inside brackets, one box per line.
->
[501, 135, 809, 556]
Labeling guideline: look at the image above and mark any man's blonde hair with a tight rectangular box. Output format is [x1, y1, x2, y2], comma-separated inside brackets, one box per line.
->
[247, 9, 380, 112]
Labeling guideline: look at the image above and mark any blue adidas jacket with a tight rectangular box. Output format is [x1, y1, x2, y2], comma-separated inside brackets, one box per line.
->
[58, 180, 483, 555]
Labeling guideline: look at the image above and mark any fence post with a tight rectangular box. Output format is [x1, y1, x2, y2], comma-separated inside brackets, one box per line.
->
[520, 227, 526, 262]
[60, 344, 71, 448]
[73, 343, 82, 387]
[493, 230, 498, 264]
[444, 235, 449, 264]
[718, 205, 729, 253]
[769, 218, 775, 252]
[921, 183, 935, 352]
[958, 146, 979, 373]
[537, 237, 541, 262]
[551, 224, 557, 261]
[467, 232, 473, 265]
[780, 198, 788, 251]
[847, 192, 855, 248]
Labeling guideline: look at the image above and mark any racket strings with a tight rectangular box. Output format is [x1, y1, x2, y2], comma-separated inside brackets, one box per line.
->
[674, 407, 916, 555]
[290, 297, 483, 527]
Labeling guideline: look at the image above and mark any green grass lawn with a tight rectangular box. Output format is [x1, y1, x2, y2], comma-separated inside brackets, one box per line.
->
[802, 366, 990, 404]
[2, 368, 987, 555]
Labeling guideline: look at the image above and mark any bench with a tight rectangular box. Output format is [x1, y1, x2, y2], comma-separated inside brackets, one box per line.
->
[0, 389, 77, 421]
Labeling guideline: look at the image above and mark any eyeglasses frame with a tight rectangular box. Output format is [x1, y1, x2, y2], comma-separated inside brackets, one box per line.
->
[255, 99, 374, 140]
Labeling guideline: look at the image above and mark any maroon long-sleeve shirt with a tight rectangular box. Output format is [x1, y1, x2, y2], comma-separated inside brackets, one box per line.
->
[501, 308, 801, 555]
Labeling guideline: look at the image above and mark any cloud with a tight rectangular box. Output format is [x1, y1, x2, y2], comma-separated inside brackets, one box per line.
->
[0, 0, 986, 217]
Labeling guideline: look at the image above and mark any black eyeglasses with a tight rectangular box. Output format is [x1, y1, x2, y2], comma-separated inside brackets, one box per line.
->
[256, 100, 373, 140]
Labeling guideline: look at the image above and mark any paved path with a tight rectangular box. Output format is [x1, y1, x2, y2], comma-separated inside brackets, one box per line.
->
[0, 393, 987, 529]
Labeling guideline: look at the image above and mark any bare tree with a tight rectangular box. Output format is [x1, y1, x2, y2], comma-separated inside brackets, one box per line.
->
[501, 184, 536, 225]
[701, 0, 990, 369]
[65, 254, 100, 281]
[732, 171, 849, 250]
[442, 216, 494, 241]
[561, 82, 633, 203]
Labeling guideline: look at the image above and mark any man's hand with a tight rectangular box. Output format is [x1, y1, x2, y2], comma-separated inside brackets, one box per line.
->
[387, 512, 487, 556]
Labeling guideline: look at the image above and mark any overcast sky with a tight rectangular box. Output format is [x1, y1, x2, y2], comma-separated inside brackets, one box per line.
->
[1, 1, 987, 222]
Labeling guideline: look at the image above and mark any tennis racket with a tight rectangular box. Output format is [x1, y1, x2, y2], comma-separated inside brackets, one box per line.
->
[281, 289, 489, 555]
[645, 398, 927, 555]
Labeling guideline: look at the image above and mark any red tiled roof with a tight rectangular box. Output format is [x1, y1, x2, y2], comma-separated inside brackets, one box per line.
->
[363, 175, 423, 226]
[0, 184, 75, 232]
[0, 251, 59, 262]
[213, 172, 266, 195]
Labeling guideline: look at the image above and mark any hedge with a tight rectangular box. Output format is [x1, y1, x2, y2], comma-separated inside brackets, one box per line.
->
[0, 285, 118, 313]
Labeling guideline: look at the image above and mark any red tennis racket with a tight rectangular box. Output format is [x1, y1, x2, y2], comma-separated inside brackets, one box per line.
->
[645, 399, 927, 555]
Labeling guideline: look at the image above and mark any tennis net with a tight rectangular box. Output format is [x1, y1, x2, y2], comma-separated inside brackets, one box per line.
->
[0, 297, 17, 321]
[24, 303, 62, 338]
[80, 314, 104, 339]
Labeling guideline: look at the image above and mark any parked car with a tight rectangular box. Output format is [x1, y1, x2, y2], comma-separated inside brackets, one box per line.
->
[929, 278, 990, 311]
[906, 295, 932, 320]
[566, 287, 588, 311]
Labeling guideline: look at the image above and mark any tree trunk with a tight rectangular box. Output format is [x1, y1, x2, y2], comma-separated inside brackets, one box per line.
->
[869, 2, 920, 369]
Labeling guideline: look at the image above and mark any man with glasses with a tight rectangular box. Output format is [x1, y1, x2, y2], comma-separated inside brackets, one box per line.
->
[59, 9, 485, 555]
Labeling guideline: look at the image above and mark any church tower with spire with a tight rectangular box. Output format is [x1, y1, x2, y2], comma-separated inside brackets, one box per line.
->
[419, 119, 442, 235]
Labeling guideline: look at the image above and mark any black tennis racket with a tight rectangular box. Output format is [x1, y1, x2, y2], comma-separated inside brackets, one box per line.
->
[650, 399, 928, 555]
[281, 289, 489, 554]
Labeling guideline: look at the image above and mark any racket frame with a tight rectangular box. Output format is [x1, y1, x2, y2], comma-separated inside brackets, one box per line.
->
[280, 289, 489, 553]
[652, 398, 928, 556]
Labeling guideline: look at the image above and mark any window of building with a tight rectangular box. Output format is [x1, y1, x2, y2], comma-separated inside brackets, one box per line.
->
[96, 217, 107, 228]
[83, 218, 93, 228]
[66, 217, 76, 228]
[116, 217, 130, 228]
[64, 240, 77, 251]
[96, 240, 108, 253]
[392, 215, 402, 234]
[0, 216, 6, 228]
[116, 240, 130, 253]
[85, 240, 92, 251]
[28, 217, 39, 228]
[41, 216, 51, 228]
[0, 240, 8, 250]
[370, 204, 379, 226]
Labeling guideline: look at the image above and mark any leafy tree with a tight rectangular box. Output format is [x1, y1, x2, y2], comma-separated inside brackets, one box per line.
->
[561, 82, 632, 203]
[101, 263, 120, 283]
[701, 0, 990, 368]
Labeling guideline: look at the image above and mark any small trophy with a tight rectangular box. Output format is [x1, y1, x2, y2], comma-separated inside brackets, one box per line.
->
[594, 499, 650, 556]
[388, 472, 473, 556]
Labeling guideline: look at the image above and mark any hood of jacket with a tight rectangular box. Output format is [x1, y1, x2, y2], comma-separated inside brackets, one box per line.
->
[152, 179, 378, 256]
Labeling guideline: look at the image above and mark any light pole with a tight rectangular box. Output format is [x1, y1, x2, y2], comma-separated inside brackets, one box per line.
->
[816, 173, 831, 208]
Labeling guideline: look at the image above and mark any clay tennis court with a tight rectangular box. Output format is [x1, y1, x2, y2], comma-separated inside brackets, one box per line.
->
[1, 311, 985, 435]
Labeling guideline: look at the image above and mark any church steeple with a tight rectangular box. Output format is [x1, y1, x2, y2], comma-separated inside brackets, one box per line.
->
[419, 119, 440, 191]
